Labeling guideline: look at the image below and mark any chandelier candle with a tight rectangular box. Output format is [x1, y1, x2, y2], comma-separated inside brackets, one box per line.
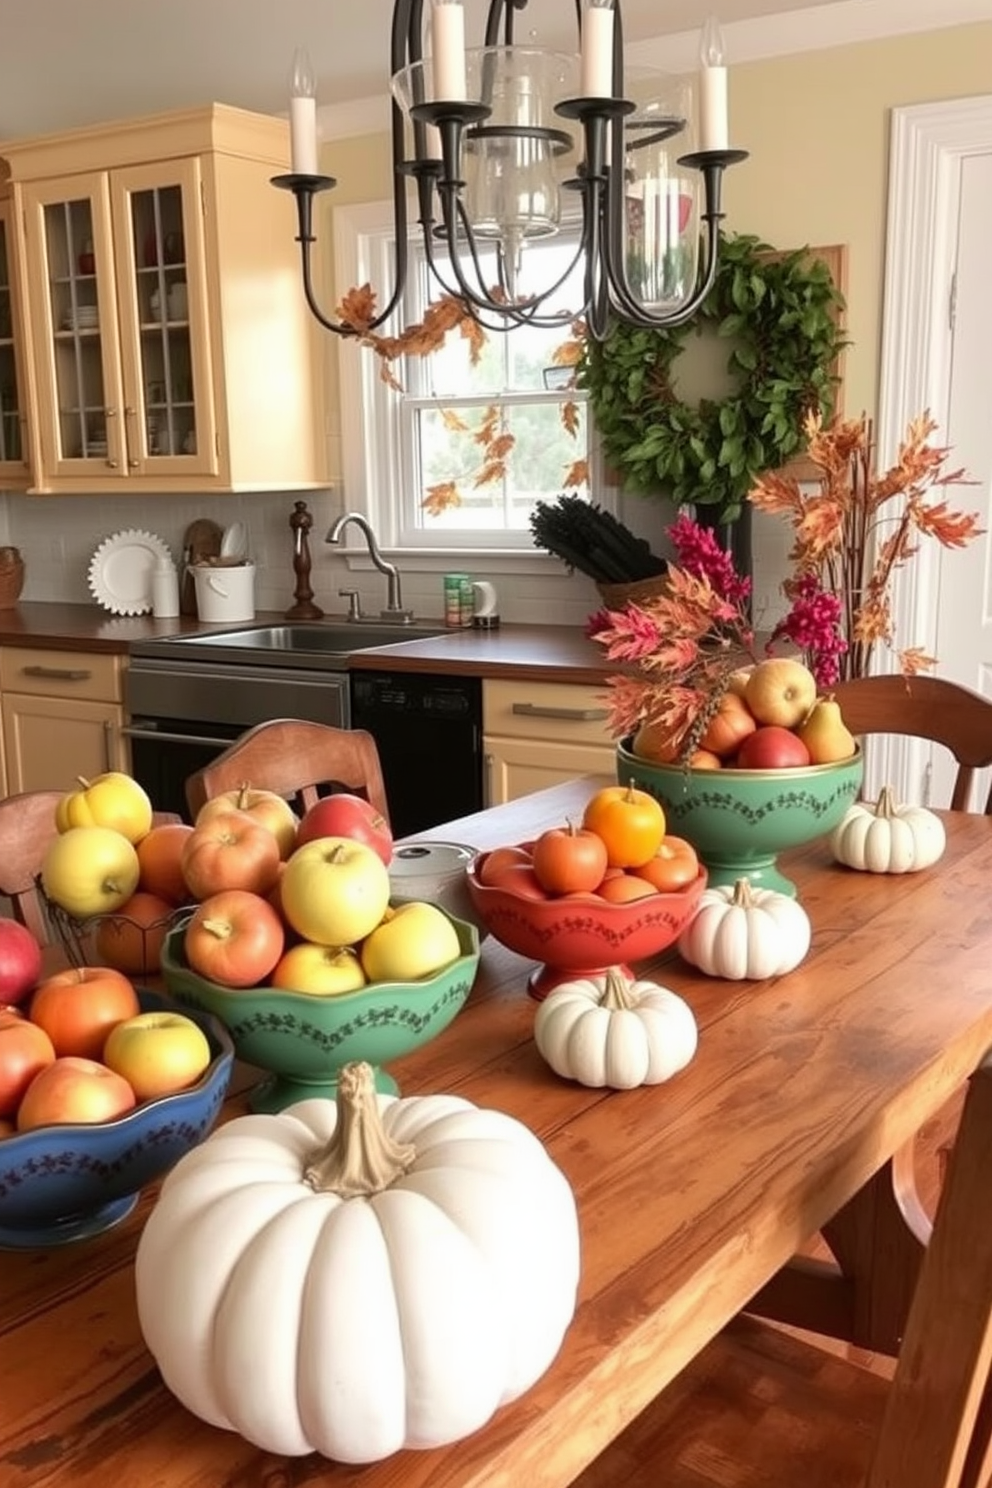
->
[431, 0, 468, 100]
[289, 47, 319, 174]
[581, 0, 615, 99]
[699, 15, 728, 152]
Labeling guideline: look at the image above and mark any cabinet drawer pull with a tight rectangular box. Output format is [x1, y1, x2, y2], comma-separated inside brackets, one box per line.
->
[21, 665, 93, 682]
[511, 702, 610, 722]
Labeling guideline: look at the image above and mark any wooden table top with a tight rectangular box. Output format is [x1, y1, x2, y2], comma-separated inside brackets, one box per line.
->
[4, 780, 992, 1488]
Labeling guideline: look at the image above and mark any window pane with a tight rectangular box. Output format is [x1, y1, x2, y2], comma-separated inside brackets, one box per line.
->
[416, 398, 587, 533]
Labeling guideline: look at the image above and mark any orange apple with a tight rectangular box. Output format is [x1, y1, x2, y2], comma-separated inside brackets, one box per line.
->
[102, 1011, 212, 1101]
[16, 1056, 136, 1131]
[29, 966, 141, 1062]
[196, 787, 299, 860]
[744, 658, 818, 729]
[596, 874, 660, 904]
[0, 1008, 56, 1120]
[181, 810, 282, 900]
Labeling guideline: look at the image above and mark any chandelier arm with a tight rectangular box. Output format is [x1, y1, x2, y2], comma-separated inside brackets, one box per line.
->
[604, 212, 721, 329]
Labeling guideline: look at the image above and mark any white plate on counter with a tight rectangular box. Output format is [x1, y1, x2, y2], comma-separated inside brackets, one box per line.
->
[87, 529, 173, 616]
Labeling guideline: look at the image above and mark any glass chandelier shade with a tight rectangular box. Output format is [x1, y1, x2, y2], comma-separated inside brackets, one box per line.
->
[273, 1, 747, 342]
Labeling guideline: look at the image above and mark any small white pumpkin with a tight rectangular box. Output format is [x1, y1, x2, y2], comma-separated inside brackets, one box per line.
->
[830, 784, 946, 874]
[135, 1062, 579, 1464]
[677, 877, 811, 980]
[534, 967, 698, 1089]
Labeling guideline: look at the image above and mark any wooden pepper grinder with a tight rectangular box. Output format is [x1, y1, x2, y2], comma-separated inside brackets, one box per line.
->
[285, 500, 324, 620]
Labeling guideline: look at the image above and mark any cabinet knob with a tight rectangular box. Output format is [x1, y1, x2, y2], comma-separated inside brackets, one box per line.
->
[105, 407, 117, 418]
[105, 458, 119, 469]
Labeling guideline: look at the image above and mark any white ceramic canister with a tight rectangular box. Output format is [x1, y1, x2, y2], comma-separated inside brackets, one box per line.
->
[151, 557, 180, 618]
[192, 562, 256, 623]
[387, 841, 485, 935]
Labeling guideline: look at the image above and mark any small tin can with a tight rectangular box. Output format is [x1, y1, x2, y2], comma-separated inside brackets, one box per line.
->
[444, 573, 470, 628]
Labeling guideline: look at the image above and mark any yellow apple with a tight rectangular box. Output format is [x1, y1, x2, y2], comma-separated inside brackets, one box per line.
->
[360, 901, 461, 983]
[16, 1056, 136, 1131]
[102, 1011, 213, 1102]
[271, 943, 367, 996]
[744, 658, 818, 729]
[280, 836, 391, 947]
[41, 826, 141, 918]
[196, 786, 299, 860]
[55, 771, 153, 844]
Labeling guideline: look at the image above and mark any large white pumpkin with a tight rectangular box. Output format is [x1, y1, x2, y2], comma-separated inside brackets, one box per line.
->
[135, 1062, 580, 1463]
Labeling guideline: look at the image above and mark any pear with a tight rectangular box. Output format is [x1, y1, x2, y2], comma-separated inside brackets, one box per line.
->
[796, 696, 857, 765]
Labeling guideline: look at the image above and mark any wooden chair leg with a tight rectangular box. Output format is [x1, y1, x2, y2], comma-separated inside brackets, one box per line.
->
[867, 1053, 992, 1488]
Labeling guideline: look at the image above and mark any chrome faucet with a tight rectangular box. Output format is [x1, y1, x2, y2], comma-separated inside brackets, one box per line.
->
[325, 512, 412, 621]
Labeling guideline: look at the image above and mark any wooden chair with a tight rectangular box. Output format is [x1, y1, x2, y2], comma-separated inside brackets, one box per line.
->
[184, 718, 390, 823]
[0, 789, 64, 943]
[577, 1051, 992, 1488]
[831, 675, 992, 813]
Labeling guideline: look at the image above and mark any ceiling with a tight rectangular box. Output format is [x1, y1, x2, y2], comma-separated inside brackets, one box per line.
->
[0, 0, 849, 141]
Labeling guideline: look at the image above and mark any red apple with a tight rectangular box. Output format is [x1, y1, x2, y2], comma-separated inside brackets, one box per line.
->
[736, 726, 812, 770]
[184, 890, 285, 988]
[296, 793, 393, 866]
[29, 966, 141, 1062]
[0, 920, 43, 1007]
[181, 810, 282, 900]
[16, 1056, 137, 1131]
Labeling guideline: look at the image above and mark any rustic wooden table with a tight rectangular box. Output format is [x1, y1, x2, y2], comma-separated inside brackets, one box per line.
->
[3, 780, 992, 1488]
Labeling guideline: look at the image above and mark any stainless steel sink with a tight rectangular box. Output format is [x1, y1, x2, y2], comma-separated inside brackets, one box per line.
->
[194, 621, 445, 654]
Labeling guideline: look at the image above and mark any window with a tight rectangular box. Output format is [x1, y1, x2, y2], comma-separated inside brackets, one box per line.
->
[334, 199, 594, 559]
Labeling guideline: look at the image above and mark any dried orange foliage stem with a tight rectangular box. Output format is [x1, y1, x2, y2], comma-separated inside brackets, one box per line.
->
[749, 411, 982, 681]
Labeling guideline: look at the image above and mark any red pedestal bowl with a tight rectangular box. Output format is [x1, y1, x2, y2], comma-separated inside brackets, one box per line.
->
[466, 850, 707, 999]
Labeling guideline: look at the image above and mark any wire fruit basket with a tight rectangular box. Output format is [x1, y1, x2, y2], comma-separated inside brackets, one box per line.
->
[36, 877, 190, 972]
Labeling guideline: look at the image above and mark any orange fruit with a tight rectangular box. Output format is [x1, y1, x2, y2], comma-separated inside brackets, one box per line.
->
[136, 823, 195, 905]
[93, 891, 175, 976]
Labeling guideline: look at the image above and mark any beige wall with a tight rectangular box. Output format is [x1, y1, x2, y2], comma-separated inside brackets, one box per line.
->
[321, 19, 992, 447]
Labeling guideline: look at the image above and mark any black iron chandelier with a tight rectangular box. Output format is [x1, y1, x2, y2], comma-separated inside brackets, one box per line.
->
[273, 0, 747, 342]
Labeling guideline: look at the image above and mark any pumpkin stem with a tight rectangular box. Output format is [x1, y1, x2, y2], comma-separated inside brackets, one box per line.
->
[730, 877, 757, 908]
[601, 966, 638, 1011]
[875, 785, 898, 819]
[303, 1061, 416, 1197]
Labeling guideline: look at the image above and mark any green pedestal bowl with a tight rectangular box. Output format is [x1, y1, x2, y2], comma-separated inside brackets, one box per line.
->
[616, 740, 864, 896]
[159, 910, 481, 1113]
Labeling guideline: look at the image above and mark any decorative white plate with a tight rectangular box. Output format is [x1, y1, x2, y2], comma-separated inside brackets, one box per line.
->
[88, 529, 173, 616]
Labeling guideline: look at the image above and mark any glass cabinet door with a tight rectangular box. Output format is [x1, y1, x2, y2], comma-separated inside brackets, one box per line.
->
[0, 201, 29, 479]
[112, 158, 217, 477]
[41, 194, 115, 465]
[19, 170, 125, 479]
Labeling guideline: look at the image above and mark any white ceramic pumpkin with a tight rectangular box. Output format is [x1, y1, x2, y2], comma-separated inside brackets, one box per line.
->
[830, 785, 946, 874]
[534, 967, 698, 1089]
[135, 1062, 580, 1463]
[677, 877, 811, 980]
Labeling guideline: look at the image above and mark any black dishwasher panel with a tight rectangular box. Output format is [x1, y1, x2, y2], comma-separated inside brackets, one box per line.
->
[350, 671, 483, 839]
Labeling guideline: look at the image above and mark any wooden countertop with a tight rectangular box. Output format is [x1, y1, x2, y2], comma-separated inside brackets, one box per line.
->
[0, 604, 613, 682]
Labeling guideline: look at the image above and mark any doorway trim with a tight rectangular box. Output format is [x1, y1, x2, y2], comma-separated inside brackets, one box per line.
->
[876, 92, 992, 801]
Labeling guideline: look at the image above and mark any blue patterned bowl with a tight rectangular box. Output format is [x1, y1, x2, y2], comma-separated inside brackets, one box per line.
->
[0, 990, 234, 1250]
[617, 740, 864, 895]
[159, 908, 481, 1112]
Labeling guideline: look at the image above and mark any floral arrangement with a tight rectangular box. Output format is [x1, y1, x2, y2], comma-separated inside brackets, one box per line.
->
[588, 412, 982, 756]
[586, 513, 759, 754]
[752, 411, 981, 685]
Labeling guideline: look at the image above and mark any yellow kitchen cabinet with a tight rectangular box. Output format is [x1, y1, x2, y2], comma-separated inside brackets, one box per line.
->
[0, 191, 31, 489]
[0, 647, 127, 794]
[483, 678, 616, 806]
[2, 105, 323, 494]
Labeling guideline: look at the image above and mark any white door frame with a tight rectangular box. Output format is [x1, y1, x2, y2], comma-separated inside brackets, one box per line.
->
[876, 93, 992, 801]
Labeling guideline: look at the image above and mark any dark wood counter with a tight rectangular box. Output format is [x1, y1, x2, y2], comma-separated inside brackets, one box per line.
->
[0, 605, 613, 682]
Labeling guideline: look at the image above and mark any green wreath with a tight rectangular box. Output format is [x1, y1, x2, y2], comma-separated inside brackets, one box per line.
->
[577, 232, 847, 523]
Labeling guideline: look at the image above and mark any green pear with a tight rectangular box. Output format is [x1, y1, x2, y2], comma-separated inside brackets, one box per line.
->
[796, 696, 857, 765]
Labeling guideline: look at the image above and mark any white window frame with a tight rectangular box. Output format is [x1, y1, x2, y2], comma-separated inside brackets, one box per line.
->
[333, 197, 607, 574]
